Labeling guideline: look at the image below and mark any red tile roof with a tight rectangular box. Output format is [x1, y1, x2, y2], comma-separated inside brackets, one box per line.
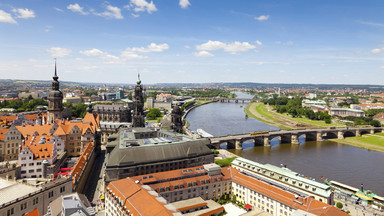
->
[70, 141, 94, 186]
[107, 178, 178, 216]
[25, 208, 39, 216]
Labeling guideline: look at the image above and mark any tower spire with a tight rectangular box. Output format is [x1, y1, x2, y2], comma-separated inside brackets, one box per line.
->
[137, 73, 141, 84]
[53, 58, 58, 81]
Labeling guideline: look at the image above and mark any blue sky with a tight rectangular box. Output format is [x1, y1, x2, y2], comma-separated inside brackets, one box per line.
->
[1, 0, 384, 84]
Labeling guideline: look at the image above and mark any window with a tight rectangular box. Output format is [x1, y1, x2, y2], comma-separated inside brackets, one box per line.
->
[32, 197, 39, 205]
[48, 191, 54, 198]
[20, 202, 27, 210]
[7, 208, 14, 216]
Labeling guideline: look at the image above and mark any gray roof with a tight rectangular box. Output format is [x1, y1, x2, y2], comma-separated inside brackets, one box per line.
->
[107, 139, 212, 167]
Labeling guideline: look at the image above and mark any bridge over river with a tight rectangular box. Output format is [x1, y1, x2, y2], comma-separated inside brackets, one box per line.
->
[197, 97, 255, 103]
[209, 127, 384, 149]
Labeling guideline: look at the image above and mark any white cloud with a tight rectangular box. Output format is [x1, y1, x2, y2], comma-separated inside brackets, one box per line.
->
[179, 0, 191, 9]
[131, 13, 140, 18]
[95, 5, 123, 19]
[80, 43, 168, 63]
[194, 51, 214, 57]
[12, 8, 35, 19]
[371, 48, 382, 54]
[54, 7, 64, 12]
[256, 40, 262, 46]
[0, 10, 17, 23]
[255, 15, 270, 21]
[196, 40, 257, 54]
[129, 0, 157, 14]
[67, 3, 89, 15]
[129, 43, 169, 52]
[80, 48, 105, 56]
[120, 50, 147, 59]
[47, 47, 72, 57]
[81, 48, 122, 63]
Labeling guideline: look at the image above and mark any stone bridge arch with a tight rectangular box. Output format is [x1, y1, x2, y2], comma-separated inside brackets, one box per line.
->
[343, 130, 356, 138]
[323, 131, 338, 139]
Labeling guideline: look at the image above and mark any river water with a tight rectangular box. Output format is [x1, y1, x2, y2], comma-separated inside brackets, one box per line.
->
[186, 92, 384, 196]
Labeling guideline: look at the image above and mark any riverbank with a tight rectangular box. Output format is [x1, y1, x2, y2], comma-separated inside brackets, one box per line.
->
[244, 102, 298, 130]
[332, 133, 384, 152]
[245, 102, 344, 130]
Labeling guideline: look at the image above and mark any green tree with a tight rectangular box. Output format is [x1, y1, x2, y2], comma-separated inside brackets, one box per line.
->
[336, 202, 343, 209]
[370, 120, 381, 127]
[72, 103, 87, 118]
[146, 108, 162, 120]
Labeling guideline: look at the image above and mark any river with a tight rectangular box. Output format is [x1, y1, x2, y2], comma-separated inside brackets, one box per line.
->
[186, 92, 384, 196]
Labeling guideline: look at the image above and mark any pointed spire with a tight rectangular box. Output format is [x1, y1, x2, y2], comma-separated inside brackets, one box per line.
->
[53, 58, 58, 81]
[136, 73, 141, 85]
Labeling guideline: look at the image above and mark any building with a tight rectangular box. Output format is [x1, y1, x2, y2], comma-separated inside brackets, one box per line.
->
[70, 141, 96, 192]
[132, 75, 145, 127]
[1, 125, 23, 161]
[0, 177, 72, 216]
[301, 100, 326, 108]
[329, 108, 365, 117]
[47, 60, 64, 124]
[93, 104, 131, 123]
[46, 192, 95, 216]
[18, 134, 65, 179]
[92, 104, 131, 145]
[105, 163, 347, 216]
[0, 161, 19, 180]
[170, 197, 224, 216]
[105, 178, 181, 216]
[16, 112, 99, 158]
[129, 164, 235, 202]
[358, 103, 384, 111]
[232, 157, 333, 204]
[305, 93, 317, 99]
[63, 96, 82, 104]
[157, 93, 172, 102]
[145, 97, 172, 110]
[232, 171, 348, 216]
[104, 127, 214, 184]
[115, 89, 124, 100]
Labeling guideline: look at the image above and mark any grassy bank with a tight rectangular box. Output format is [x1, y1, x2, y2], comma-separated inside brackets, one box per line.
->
[244, 103, 293, 130]
[246, 102, 344, 129]
[333, 133, 384, 152]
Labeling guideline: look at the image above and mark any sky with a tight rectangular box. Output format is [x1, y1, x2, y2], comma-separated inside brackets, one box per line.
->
[1, 0, 384, 85]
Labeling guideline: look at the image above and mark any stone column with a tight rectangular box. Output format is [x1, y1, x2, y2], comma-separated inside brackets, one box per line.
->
[356, 130, 361, 137]
[235, 140, 242, 150]
[264, 137, 270, 146]
[338, 131, 344, 139]
[316, 132, 323, 141]
[291, 134, 299, 145]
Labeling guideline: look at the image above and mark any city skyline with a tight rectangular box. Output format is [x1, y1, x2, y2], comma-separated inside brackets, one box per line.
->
[1, 0, 384, 84]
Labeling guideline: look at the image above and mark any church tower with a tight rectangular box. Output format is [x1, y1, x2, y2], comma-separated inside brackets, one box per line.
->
[47, 59, 63, 124]
[132, 74, 145, 127]
[171, 104, 183, 133]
